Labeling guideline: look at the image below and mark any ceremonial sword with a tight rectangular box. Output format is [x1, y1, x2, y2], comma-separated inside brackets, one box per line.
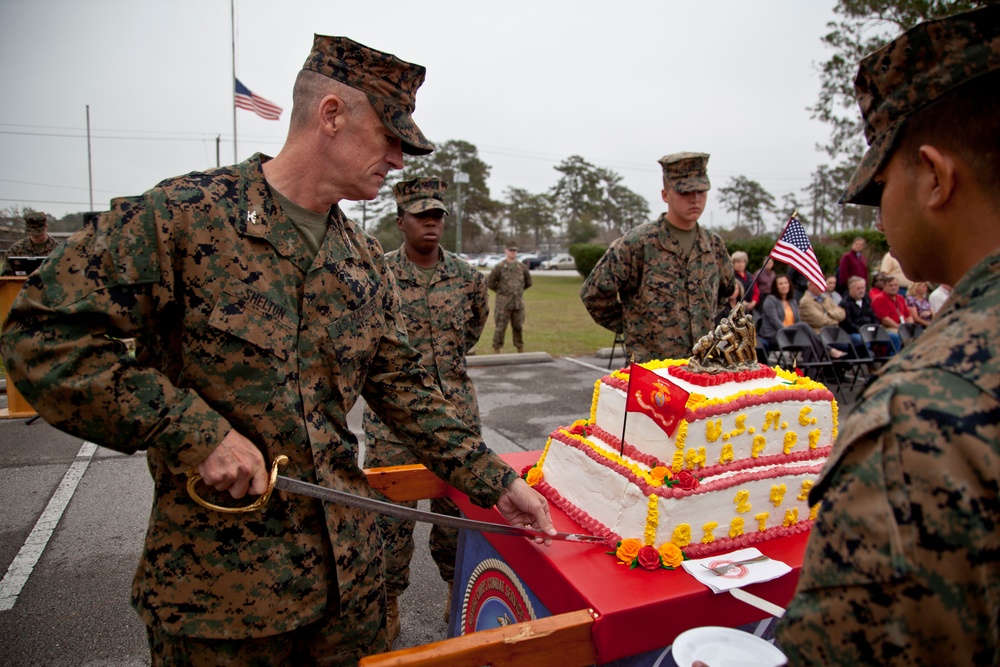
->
[187, 455, 609, 546]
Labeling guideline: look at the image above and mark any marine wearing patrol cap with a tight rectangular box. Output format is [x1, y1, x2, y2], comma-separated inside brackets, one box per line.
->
[658, 152, 711, 193]
[393, 178, 449, 215]
[302, 34, 434, 156]
[842, 4, 1000, 206]
[24, 211, 47, 231]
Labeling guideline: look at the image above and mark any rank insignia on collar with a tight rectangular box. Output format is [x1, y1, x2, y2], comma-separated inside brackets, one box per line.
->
[247, 210, 258, 225]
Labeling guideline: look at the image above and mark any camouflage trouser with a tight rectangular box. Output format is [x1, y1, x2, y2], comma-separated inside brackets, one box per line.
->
[492, 306, 525, 350]
[146, 564, 388, 667]
[363, 436, 458, 597]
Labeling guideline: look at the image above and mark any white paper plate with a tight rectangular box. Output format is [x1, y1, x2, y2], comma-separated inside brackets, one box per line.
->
[672, 626, 786, 667]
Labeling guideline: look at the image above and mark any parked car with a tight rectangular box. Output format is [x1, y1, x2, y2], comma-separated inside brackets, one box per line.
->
[482, 255, 505, 269]
[520, 253, 550, 270]
[540, 253, 575, 270]
[476, 254, 501, 268]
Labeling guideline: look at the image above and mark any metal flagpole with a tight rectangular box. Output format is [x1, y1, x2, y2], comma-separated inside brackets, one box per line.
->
[86, 105, 94, 212]
[745, 209, 797, 298]
[231, 0, 238, 163]
[619, 356, 634, 455]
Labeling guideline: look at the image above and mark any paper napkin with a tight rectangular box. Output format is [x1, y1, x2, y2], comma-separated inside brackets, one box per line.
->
[681, 547, 791, 593]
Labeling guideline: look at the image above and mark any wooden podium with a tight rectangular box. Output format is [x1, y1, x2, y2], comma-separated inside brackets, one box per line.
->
[0, 276, 37, 418]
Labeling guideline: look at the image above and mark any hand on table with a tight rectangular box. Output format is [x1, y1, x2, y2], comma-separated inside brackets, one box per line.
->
[496, 477, 557, 545]
[195, 429, 268, 499]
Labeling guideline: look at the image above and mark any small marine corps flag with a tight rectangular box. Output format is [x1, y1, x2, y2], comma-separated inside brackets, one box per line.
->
[624, 364, 689, 438]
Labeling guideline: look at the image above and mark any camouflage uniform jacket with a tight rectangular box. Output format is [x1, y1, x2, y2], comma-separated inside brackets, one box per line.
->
[580, 213, 734, 362]
[363, 246, 489, 442]
[777, 249, 1000, 666]
[487, 259, 532, 311]
[1, 235, 60, 275]
[0, 154, 515, 639]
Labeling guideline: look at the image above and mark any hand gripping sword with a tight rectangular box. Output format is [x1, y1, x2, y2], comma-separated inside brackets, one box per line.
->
[187, 455, 609, 546]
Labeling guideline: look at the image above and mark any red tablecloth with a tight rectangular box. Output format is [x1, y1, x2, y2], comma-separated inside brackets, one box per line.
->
[450, 450, 807, 663]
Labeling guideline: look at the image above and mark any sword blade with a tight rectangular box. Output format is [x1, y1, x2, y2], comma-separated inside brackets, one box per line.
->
[274, 476, 607, 545]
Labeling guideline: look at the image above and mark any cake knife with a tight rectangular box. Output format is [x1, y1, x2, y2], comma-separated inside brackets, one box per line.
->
[187, 455, 610, 545]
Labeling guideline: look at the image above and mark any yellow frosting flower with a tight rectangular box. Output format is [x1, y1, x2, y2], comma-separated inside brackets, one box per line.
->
[649, 466, 672, 483]
[658, 542, 684, 568]
[525, 467, 543, 486]
[615, 538, 643, 564]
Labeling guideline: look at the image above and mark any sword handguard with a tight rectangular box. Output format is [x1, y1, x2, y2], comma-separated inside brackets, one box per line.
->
[186, 454, 288, 513]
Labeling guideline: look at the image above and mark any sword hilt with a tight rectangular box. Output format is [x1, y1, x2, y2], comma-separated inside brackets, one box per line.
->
[186, 454, 288, 513]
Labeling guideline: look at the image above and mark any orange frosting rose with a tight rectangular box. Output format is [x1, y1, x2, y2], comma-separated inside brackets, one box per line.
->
[649, 466, 673, 483]
[658, 542, 684, 568]
[525, 467, 543, 486]
[615, 538, 642, 564]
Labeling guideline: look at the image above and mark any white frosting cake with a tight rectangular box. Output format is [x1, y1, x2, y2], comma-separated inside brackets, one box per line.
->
[524, 360, 837, 561]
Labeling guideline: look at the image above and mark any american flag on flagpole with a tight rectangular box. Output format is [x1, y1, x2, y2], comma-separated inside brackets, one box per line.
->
[234, 79, 282, 121]
[770, 214, 826, 291]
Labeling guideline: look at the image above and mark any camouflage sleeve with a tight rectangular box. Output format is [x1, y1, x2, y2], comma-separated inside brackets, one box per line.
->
[465, 268, 489, 352]
[777, 375, 1000, 666]
[523, 263, 532, 290]
[715, 236, 735, 308]
[486, 264, 500, 292]
[579, 239, 631, 333]
[0, 194, 232, 473]
[362, 258, 512, 509]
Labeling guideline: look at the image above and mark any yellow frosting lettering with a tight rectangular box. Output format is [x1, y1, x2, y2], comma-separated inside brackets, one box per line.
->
[701, 521, 718, 544]
[729, 517, 744, 538]
[783, 431, 798, 454]
[730, 414, 747, 437]
[719, 443, 735, 465]
[685, 447, 707, 469]
[751, 435, 767, 458]
[754, 512, 770, 532]
[783, 508, 799, 527]
[798, 406, 818, 426]
[809, 503, 820, 520]
[808, 428, 822, 449]
[799, 479, 814, 501]
[781, 421, 789, 429]
[770, 484, 787, 507]
[763, 411, 781, 431]
[672, 524, 691, 547]
[735, 490, 752, 514]
[675, 421, 688, 450]
[644, 495, 659, 546]
[705, 419, 722, 442]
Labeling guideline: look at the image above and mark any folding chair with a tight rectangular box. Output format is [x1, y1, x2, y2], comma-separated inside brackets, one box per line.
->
[775, 326, 841, 395]
[820, 326, 871, 393]
[859, 324, 896, 369]
[898, 322, 925, 347]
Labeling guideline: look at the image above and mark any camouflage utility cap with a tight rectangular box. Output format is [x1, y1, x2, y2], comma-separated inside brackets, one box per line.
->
[659, 152, 711, 193]
[394, 178, 449, 215]
[505, 242, 517, 251]
[24, 212, 47, 230]
[303, 34, 434, 156]
[843, 4, 1000, 206]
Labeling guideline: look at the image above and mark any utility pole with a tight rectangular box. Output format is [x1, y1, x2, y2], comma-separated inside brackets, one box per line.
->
[86, 105, 94, 212]
[454, 171, 469, 255]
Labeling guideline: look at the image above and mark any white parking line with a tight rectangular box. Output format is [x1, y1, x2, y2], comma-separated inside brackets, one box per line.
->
[0, 440, 97, 612]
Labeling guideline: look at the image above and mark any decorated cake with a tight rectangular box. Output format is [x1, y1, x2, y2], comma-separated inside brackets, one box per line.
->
[524, 306, 837, 569]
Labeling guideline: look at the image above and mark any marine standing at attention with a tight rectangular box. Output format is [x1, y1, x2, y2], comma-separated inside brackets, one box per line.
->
[0, 34, 555, 666]
[362, 177, 489, 647]
[487, 242, 532, 353]
[776, 7, 1000, 665]
[580, 152, 734, 362]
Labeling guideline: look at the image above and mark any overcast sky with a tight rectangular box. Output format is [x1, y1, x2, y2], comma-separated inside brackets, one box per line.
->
[0, 0, 850, 233]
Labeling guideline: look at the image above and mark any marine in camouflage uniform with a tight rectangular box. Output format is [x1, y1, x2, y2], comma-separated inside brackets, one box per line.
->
[1, 211, 59, 275]
[487, 243, 532, 352]
[580, 152, 734, 363]
[362, 178, 488, 642]
[777, 8, 1000, 665]
[0, 35, 555, 667]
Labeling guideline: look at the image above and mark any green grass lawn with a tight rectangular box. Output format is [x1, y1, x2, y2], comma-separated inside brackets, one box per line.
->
[472, 273, 615, 357]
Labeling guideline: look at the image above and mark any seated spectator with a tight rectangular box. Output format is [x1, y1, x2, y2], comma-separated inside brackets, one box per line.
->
[840, 275, 878, 355]
[730, 251, 760, 312]
[871, 276, 910, 351]
[868, 272, 887, 301]
[906, 281, 933, 326]
[825, 275, 842, 306]
[785, 265, 809, 302]
[759, 275, 844, 364]
[753, 257, 776, 305]
[879, 248, 911, 297]
[928, 283, 952, 315]
[799, 280, 846, 335]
